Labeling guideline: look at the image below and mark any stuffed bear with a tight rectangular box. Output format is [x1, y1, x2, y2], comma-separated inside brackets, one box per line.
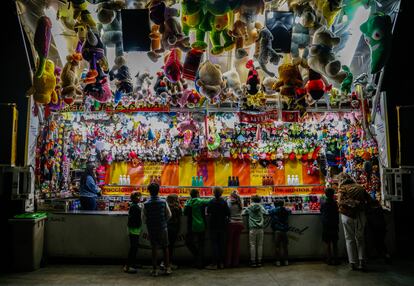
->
[230, 0, 264, 59]
[307, 26, 347, 84]
[222, 69, 243, 101]
[196, 60, 225, 102]
[273, 62, 303, 103]
[181, 0, 208, 50]
[29, 59, 57, 105]
[96, 0, 125, 57]
[61, 53, 83, 105]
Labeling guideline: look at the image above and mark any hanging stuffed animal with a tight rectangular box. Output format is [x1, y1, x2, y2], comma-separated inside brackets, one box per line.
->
[311, 0, 343, 28]
[181, 0, 208, 50]
[254, 27, 281, 77]
[96, 0, 125, 57]
[195, 60, 225, 103]
[33, 16, 52, 78]
[69, 0, 97, 31]
[147, 0, 190, 61]
[230, 0, 264, 59]
[134, 72, 153, 94]
[199, 0, 240, 55]
[304, 69, 331, 105]
[48, 66, 64, 112]
[82, 28, 106, 84]
[222, 69, 243, 101]
[29, 59, 57, 105]
[360, 12, 392, 74]
[245, 59, 260, 95]
[273, 62, 303, 108]
[183, 48, 204, 80]
[163, 48, 183, 83]
[340, 65, 353, 95]
[61, 53, 84, 105]
[109, 56, 133, 103]
[307, 26, 347, 84]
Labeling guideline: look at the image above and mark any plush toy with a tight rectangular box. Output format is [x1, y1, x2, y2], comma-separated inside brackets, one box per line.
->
[181, 0, 208, 50]
[230, 0, 264, 59]
[28, 59, 57, 104]
[183, 48, 204, 80]
[245, 59, 260, 95]
[126, 0, 149, 9]
[340, 65, 353, 95]
[134, 72, 153, 94]
[147, 24, 162, 62]
[254, 27, 281, 77]
[96, 0, 125, 57]
[199, 0, 240, 55]
[360, 13, 392, 74]
[222, 69, 243, 99]
[34, 16, 52, 78]
[109, 56, 133, 103]
[84, 74, 112, 103]
[163, 48, 183, 83]
[304, 69, 331, 105]
[311, 0, 343, 28]
[61, 53, 83, 105]
[196, 60, 225, 103]
[307, 26, 347, 84]
[147, 0, 190, 61]
[273, 62, 303, 106]
[48, 66, 64, 112]
[69, 0, 97, 31]
[82, 28, 106, 84]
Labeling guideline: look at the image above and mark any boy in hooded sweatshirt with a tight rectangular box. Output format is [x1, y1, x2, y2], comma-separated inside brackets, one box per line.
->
[243, 195, 267, 267]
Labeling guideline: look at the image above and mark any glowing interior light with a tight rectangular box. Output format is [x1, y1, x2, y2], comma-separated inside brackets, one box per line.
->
[338, 6, 371, 67]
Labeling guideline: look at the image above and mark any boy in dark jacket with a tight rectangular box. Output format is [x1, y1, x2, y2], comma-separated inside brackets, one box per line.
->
[124, 191, 142, 273]
[206, 187, 230, 270]
[320, 188, 339, 265]
[269, 200, 290, 266]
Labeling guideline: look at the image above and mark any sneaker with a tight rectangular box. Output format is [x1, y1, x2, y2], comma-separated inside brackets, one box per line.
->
[350, 263, 358, 271]
[275, 261, 281, 266]
[160, 261, 165, 270]
[205, 264, 218, 270]
[357, 260, 366, 271]
[256, 261, 262, 267]
[250, 261, 257, 268]
[150, 269, 159, 277]
[164, 267, 172, 275]
[283, 260, 289, 266]
[123, 265, 137, 274]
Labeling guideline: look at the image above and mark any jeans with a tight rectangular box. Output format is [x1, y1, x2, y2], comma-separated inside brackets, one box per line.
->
[168, 226, 179, 262]
[80, 196, 97, 210]
[341, 212, 366, 264]
[127, 234, 139, 267]
[186, 231, 205, 268]
[210, 229, 226, 265]
[274, 231, 288, 261]
[225, 222, 244, 267]
[249, 229, 264, 262]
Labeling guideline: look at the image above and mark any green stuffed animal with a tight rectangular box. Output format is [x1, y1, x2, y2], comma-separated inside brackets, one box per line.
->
[360, 12, 392, 74]
[200, 0, 241, 55]
[29, 59, 57, 104]
[181, 0, 207, 50]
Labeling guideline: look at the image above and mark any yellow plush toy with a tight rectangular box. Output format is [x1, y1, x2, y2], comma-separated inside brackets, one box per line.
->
[312, 0, 342, 28]
[29, 59, 57, 104]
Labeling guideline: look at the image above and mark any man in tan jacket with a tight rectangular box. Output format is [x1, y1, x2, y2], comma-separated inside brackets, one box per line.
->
[337, 173, 372, 271]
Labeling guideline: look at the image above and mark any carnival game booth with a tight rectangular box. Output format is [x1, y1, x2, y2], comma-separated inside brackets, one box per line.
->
[16, 0, 399, 259]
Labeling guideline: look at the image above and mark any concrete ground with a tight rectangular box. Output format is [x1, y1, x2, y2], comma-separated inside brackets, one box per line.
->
[1, 260, 414, 286]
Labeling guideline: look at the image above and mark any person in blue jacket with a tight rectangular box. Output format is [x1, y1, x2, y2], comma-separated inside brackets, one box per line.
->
[79, 163, 101, 210]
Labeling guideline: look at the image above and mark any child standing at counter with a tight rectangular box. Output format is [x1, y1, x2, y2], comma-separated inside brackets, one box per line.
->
[243, 195, 267, 267]
[165, 194, 182, 269]
[124, 191, 142, 274]
[320, 188, 339, 265]
[269, 200, 290, 266]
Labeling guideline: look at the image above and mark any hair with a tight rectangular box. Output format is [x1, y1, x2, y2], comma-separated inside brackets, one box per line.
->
[148, 182, 160, 197]
[167, 194, 180, 210]
[190, 189, 199, 198]
[230, 190, 242, 210]
[80, 163, 96, 187]
[213, 187, 223, 199]
[130, 191, 142, 202]
[274, 199, 284, 207]
[251, 195, 261, 203]
[336, 172, 355, 186]
[325, 187, 335, 198]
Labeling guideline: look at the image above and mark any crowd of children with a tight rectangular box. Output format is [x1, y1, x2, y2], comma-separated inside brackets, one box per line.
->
[124, 180, 389, 276]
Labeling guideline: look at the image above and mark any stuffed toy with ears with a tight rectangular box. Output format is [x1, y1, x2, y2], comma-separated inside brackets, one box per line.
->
[254, 27, 281, 77]
[304, 69, 331, 105]
[199, 0, 240, 55]
[245, 59, 260, 95]
[96, 0, 125, 57]
[163, 48, 183, 83]
[195, 60, 225, 103]
[61, 53, 84, 105]
[82, 28, 107, 84]
[360, 12, 392, 74]
[230, 0, 264, 59]
[48, 66, 64, 111]
[222, 69, 243, 100]
[181, 0, 208, 50]
[273, 61, 303, 107]
[29, 59, 57, 104]
[311, 0, 343, 28]
[69, 0, 97, 32]
[109, 56, 133, 103]
[307, 26, 347, 84]
[340, 65, 353, 95]
[134, 72, 153, 94]
[34, 16, 52, 78]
